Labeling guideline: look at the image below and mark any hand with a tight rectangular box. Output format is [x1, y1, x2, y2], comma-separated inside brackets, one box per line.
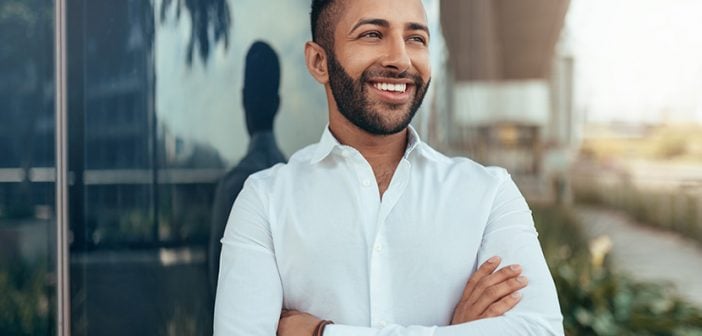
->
[451, 256, 528, 324]
[277, 309, 321, 336]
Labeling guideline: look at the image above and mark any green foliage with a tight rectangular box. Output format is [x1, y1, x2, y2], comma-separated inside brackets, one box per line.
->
[0, 261, 51, 335]
[533, 206, 702, 335]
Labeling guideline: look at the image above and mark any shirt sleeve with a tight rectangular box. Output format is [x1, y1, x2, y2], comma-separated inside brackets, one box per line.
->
[213, 177, 283, 336]
[323, 172, 564, 336]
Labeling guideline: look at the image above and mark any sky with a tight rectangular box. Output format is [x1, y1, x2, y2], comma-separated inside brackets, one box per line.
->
[566, 0, 702, 124]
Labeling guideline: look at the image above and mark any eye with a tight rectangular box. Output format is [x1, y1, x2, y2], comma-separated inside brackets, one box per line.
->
[408, 35, 427, 45]
[360, 31, 382, 40]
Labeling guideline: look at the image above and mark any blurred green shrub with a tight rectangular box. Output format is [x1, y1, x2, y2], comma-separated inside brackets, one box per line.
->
[533, 206, 702, 335]
[0, 261, 50, 335]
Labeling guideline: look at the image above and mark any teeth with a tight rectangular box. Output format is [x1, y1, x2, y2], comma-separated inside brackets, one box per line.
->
[374, 83, 407, 93]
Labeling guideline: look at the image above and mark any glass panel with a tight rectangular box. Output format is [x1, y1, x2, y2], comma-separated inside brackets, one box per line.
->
[66, 0, 329, 334]
[66, 0, 165, 334]
[0, 0, 56, 335]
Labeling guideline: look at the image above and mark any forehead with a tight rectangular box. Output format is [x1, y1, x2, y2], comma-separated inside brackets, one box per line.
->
[336, 0, 428, 30]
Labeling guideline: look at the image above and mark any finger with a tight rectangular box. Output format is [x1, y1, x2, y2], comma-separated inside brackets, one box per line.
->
[468, 264, 522, 302]
[461, 256, 501, 299]
[481, 291, 523, 318]
[471, 275, 528, 315]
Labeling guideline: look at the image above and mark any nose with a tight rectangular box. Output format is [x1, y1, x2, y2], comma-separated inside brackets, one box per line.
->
[380, 35, 411, 73]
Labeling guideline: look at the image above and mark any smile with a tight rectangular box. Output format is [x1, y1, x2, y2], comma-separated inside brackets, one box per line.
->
[372, 82, 407, 93]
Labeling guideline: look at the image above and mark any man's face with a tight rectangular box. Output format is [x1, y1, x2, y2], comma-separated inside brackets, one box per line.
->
[326, 0, 431, 135]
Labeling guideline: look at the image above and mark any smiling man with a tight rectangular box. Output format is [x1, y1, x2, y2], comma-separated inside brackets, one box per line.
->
[213, 0, 564, 335]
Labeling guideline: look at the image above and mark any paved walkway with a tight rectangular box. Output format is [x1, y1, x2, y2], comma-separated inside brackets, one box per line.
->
[575, 206, 702, 307]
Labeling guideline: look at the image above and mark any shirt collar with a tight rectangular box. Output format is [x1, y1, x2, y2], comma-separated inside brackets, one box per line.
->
[309, 124, 432, 164]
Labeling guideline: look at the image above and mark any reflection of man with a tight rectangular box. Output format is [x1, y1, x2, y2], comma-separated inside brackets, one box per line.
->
[208, 41, 286, 295]
[214, 0, 563, 335]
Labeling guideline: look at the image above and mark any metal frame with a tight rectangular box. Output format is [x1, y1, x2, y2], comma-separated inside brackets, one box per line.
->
[55, 0, 71, 334]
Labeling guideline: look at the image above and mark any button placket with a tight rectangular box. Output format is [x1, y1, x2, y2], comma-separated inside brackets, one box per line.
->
[369, 236, 382, 329]
[368, 161, 411, 328]
[369, 220, 392, 329]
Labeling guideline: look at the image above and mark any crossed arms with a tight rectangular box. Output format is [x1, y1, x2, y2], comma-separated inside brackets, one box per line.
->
[213, 175, 564, 336]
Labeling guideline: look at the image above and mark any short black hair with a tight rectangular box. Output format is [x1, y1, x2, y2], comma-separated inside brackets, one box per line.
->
[310, 0, 344, 51]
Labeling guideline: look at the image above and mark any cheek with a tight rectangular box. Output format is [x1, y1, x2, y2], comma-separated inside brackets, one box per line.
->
[339, 49, 377, 79]
[410, 51, 431, 80]
[422, 63, 432, 83]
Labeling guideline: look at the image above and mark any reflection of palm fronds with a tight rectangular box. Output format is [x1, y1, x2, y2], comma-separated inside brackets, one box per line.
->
[159, 0, 232, 65]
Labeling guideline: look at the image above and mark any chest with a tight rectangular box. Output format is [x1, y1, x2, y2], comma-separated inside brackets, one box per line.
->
[271, 181, 490, 293]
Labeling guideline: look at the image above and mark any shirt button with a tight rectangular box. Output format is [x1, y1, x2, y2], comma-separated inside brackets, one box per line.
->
[374, 244, 383, 253]
[378, 320, 387, 327]
[362, 179, 372, 187]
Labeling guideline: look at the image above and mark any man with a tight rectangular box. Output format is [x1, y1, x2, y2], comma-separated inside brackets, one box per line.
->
[213, 0, 563, 335]
[208, 41, 286, 296]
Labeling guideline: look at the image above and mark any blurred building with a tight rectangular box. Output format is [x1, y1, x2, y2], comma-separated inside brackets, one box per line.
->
[439, 0, 576, 202]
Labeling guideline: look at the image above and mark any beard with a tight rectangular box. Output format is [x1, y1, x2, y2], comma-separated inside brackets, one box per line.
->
[326, 51, 430, 136]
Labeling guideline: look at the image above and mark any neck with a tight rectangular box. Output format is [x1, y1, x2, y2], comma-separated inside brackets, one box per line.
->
[328, 108, 407, 197]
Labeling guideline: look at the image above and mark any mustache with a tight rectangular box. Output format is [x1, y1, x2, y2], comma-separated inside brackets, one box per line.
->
[361, 68, 425, 86]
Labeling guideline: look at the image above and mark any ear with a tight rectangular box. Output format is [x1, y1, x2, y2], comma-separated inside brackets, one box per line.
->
[305, 41, 329, 84]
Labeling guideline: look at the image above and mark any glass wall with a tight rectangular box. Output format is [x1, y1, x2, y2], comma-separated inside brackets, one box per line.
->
[67, 0, 208, 334]
[0, 0, 56, 334]
[65, 0, 330, 334]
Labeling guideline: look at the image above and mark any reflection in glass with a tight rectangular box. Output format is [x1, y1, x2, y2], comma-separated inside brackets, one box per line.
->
[0, 0, 56, 334]
[67, 0, 230, 334]
[208, 41, 287, 294]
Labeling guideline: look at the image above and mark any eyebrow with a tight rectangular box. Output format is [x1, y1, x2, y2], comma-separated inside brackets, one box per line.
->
[349, 18, 430, 37]
[349, 18, 389, 34]
[407, 22, 430, 38]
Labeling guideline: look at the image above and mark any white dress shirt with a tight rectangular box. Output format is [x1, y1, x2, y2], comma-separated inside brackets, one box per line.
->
[214, 126, 564, 335]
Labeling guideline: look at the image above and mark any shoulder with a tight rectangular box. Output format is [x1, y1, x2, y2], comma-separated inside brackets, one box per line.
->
[243, 142, 318, 190]
[415, 143, 510, 186]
